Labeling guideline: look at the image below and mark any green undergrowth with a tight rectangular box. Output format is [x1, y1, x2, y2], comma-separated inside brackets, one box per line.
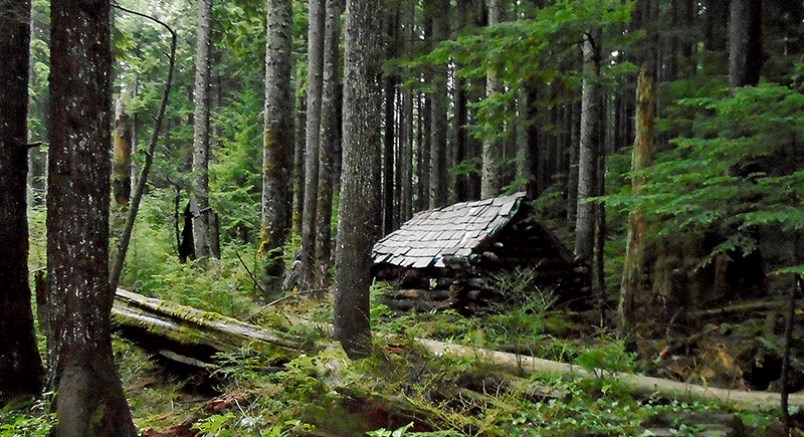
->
[3, 288, 782, 436]
[16, 192, 785, 435]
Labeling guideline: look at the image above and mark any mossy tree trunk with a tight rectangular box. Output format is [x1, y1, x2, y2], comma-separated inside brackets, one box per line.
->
[573, 29, 602, 262]
[300, 0, 326, 291]
[191, 0, 215, 261]
[314, 0, 343, 289]
[0, 0, 45, 407]
[47, 1, 137, 434]
[260, 0, 294, 295]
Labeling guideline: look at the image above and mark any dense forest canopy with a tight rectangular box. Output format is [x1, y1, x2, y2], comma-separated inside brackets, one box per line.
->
[1, 0, 803, 435]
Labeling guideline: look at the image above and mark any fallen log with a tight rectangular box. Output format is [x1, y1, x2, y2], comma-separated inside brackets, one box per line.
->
[112, 288, 301, 365]
[691, 299, 801, 318]
[416, 338, 804, 409]
[285, 316, 804, 409]
[111, 289, 804, 410]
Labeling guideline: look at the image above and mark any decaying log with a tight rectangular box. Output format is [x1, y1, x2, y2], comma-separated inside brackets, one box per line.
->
[284, 315, 804, 409]
[691, 299, 799, 318]
[112, 289, 300, 365]
[112, 290, 804, 410]
[415, 338, 804, 409]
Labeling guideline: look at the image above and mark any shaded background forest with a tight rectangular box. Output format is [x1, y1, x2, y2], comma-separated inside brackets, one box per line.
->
[24, 0, 800, 309]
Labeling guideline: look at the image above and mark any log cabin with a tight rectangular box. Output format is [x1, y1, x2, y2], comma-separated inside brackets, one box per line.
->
[371, 192, 591, 314]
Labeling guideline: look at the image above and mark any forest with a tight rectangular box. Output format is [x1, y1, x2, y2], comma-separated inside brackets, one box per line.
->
[0, 0, 802, 435]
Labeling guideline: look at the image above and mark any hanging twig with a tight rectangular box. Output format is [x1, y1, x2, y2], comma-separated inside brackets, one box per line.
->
[235, 250, 267, 296]
[109, 2, 177, 292]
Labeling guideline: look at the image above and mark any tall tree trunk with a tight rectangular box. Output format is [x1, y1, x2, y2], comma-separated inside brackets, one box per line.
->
[728, 0, 762, 90]
[0, 0, 45, 407]
[113, 92, 132, 206]
[191, 0, 214, 260]
[521, 82, 539, 197]
[334, 0, 383, 358]
[481, 0, 504, 199]
[418, 17, 433, 211]
[401, 87, 414, 219]
[315, 0, 343, 288]
[593, 98, 607, 309]
[453, 75, 470, 201]
[704, 0, 729, 52]
[293, 76, 306, 237]
[383, 6, 398, 233]
[300, 0, 325, 290]
[429, 0, 450, 208]
[618, 64, 655, 336]
[574, 30, 602, 262]
[47, 1, 136, 434]
[400, 0, 415, 219]
[260, 0, 294, 294]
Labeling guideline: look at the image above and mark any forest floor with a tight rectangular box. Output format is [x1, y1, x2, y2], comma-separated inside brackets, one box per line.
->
[2, 287, 802, 436]
[108, 291, 804, 435]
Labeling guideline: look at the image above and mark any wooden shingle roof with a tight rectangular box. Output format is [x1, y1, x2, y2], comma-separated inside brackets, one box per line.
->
[372, 192, 527, 269]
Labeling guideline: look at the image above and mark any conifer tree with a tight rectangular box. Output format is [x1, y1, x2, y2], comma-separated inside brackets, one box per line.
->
[334, 0, 383, 357]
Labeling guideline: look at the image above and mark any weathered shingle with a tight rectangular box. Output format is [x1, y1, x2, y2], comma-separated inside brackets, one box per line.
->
[372, 192, 526, 268]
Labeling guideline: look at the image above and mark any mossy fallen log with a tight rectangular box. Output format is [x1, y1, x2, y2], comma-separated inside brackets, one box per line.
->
[416, 338, 804, 409]
[112, 291, 804, 410]
[112, 289, 301, 365]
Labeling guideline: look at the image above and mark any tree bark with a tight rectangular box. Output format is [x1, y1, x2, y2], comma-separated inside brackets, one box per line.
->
[113, 92, 132, 206]
[618, 64, 655, 336]
[704, 0, 729, 52]
[400, 0, 415, 219]
[453, 74, 471, 202]
[334, 0, 383, 357]
[314, 0, 343, 288]
[48, 0, 136, 434]
[383, 6, 398, 233]
[521, 82, 540, 197]
[293, 77, 306, 237]
[191, 0, 214, 260]
[481, 0, 505, 199]
[574, 30, 602, 262]
[728, 0, 762, 90]
[300, 0, 325, 290]
[0, 0, 45, 406]
[429, 0, 450, 208]
[260, 0, 294, 295]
